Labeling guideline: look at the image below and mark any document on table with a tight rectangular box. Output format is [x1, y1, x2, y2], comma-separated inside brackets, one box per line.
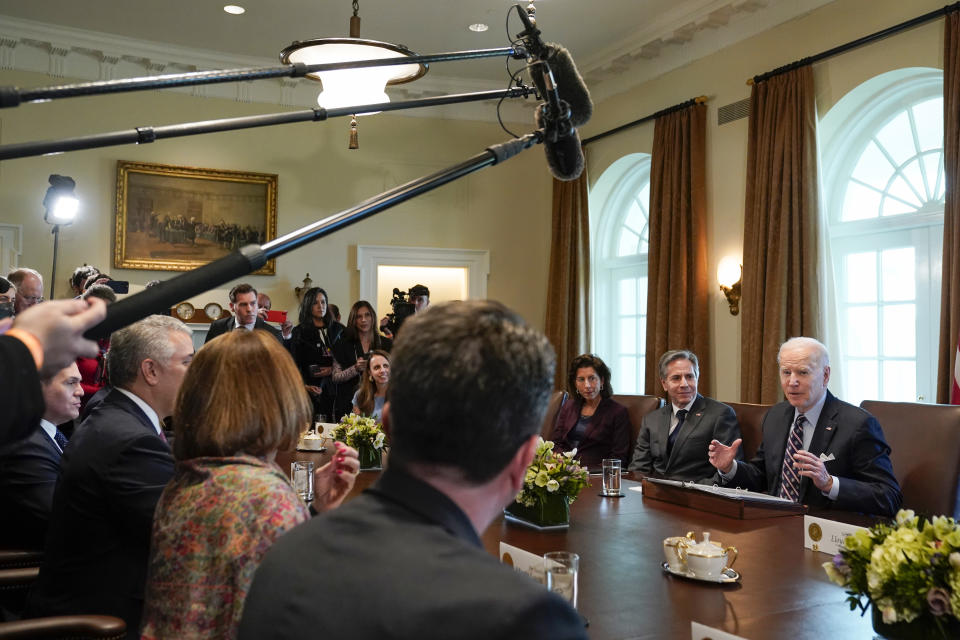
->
[645, 478, 794, 504]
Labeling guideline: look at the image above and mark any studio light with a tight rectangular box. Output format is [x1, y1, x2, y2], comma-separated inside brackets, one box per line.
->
[43, 174, 79, 225]
[43, 174, 78, 299]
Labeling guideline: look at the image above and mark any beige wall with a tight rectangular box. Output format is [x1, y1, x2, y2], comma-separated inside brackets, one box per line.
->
[583, 0, 945, 401]
[0, 69, 552, 328]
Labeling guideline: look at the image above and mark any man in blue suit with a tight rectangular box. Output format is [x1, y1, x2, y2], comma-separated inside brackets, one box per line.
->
[204, 283, 289, 344]
[708, 337, 901, 517]
[0, 362, 83, 548]
[27, 315, 194, 637]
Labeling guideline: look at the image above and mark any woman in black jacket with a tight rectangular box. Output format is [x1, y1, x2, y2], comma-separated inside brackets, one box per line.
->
[288, 287, 344, 420]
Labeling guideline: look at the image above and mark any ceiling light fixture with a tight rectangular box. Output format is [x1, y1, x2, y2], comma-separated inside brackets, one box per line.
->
[280, 0, 428, 149]
[223, 5, 245, 15]
[469, 23, 489, 33]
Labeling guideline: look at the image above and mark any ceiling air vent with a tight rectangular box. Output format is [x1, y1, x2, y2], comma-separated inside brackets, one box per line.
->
[718, 97, 750, 125]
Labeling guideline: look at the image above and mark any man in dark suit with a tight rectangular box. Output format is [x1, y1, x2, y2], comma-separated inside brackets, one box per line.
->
[629, 350, 740, 484]
[204, 283, 288, 344]
[27, 315, 194, 637]
[1, 297, 106, 446]
[0, 362, 82, 548]
[708, 337, 901, 517]
[239, 301, 587, 640]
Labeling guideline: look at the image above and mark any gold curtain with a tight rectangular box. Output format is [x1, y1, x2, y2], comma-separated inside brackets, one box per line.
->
[939, 12, 960, 403]
[544, 171, 591, 388]
[644, 103, 710, 395]
[740, 66, 821, 403]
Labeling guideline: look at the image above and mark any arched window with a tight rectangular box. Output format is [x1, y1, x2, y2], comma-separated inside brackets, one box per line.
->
[820, 68, 944, 405]
[590, 154, 651, 394]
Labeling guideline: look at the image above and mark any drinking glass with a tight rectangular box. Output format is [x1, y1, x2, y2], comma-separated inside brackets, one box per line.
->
[291, 460, 315, 502]
[602, 458, 621, 496]
[544, 551, 579, 609]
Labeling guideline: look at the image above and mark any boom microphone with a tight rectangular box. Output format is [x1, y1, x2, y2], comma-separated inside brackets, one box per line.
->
[535, 81, 584, 181]
[529, 43, 593, 128]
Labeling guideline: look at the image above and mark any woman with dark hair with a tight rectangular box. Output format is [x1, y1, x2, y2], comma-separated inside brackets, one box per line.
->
[550, 353, 632, 470]
[288, 287, 344, 420]
[331, 300, 391, 421]
[351, 349, 390, 421]
[140, 329, 359, 639]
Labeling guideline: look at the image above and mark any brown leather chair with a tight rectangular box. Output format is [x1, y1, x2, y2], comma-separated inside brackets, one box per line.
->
[860, 400, 960, 519]
[539, 392, 664, 445]
[611, 394, 665, 446]
[0, 551, 43, 621]
[722, 401, 773, 460]
[540, 390, 567, 440]
[0, 615, 126, 639]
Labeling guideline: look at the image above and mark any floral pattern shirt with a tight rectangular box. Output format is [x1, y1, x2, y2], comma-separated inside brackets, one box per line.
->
[140, 454, 309, 639]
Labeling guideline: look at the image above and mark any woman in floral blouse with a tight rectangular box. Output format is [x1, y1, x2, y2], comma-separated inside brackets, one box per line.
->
[140, 329, 359, 639]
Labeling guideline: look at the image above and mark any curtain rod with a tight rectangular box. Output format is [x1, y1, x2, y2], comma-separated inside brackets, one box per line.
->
[582, 95, 707, 146]
[749, 2, 960, 85]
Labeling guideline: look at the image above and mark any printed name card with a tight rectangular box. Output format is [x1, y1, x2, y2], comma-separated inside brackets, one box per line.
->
[499, 542, 545, 585]
[691, 621, 749, 640]
[803, 515, 867, 556]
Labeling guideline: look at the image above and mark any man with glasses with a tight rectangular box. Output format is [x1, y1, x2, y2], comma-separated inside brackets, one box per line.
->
[8, 268, 44, 314]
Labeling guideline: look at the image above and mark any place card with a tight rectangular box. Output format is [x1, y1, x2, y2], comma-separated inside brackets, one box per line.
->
[691, 621, 748, 640]
[499, 542, 546, 585]
[803, 515, 867, 556]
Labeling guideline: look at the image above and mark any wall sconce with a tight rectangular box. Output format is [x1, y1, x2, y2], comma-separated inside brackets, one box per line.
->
[717, 256, 742, 316]
[294, 273, 313, 301]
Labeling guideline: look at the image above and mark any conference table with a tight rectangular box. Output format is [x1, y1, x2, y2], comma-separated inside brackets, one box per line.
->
[279, 449, 876, 639]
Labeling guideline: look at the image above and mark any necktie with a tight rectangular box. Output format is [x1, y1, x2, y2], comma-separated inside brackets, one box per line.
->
[667, 409, 688, 456]
[778, 414, 806, 502]
[53, 428, 69, 453]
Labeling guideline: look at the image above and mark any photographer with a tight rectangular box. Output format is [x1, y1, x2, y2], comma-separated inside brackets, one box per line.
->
[379, 284, 430, 339]
[331, 301, 391, 421]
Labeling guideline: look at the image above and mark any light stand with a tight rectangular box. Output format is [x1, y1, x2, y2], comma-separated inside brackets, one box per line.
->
[42, 175, 79, 300]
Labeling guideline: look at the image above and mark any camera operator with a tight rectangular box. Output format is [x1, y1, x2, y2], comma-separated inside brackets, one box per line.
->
[380, 284, 430, 339]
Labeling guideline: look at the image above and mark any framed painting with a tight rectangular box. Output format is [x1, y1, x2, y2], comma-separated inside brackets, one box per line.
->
[114, 161, 277, 274]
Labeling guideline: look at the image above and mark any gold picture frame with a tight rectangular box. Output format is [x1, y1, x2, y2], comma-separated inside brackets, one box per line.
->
[114, 161, 277, 274]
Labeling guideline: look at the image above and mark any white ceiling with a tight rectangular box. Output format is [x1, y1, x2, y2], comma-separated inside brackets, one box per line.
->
[0, 0, 835, 117]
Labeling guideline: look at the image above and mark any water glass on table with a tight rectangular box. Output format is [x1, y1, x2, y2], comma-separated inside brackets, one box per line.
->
[601, 458, 621, 496]
[291, 460, 315, 502]
[543, 551, 579, 609]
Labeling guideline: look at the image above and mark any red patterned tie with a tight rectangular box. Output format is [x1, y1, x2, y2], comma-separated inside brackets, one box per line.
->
[778, 414, 806, 502]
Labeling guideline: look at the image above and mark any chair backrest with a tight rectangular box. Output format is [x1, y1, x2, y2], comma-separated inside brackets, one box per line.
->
[722, 401, 773, 460]
[540, 390, 566, 440]
[611, 394, 665, 446]
[540, 392, 664, 445]
[860, 400, 960, 519]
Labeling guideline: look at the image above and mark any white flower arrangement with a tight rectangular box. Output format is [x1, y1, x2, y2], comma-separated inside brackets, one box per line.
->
[515, 438, 589, 508]
[328, 413, 386, 450]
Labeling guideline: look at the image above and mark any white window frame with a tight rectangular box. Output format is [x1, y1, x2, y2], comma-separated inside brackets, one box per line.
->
[589, 154, 651, 394]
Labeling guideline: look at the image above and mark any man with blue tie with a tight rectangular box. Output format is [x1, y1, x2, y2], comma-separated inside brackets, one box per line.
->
[27, 315, 194, 637]
[708, 337, 902, 517]
[629, 350, 740, 484]
[0, 362, 82, 548]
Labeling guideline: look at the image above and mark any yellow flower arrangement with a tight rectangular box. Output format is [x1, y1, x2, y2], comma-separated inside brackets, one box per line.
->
[515, 438, 589, 508]
[824, 509, 960, 635]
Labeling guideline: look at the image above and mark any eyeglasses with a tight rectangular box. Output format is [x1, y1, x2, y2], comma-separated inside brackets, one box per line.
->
[21, 296, 44, 304]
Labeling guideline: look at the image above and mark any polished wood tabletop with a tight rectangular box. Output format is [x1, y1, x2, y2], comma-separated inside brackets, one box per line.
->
[279, 449, 874, 639]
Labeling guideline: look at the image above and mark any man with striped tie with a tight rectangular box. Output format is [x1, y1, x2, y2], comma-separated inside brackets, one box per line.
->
[0, 362, 82, 548]
[708, 337, 901, 517]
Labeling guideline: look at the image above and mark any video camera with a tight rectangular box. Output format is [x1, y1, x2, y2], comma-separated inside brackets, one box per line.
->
[382, 288, 417, 337]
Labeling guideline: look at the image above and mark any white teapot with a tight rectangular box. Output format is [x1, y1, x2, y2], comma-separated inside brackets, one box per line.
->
[677, 532, 737, 579]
